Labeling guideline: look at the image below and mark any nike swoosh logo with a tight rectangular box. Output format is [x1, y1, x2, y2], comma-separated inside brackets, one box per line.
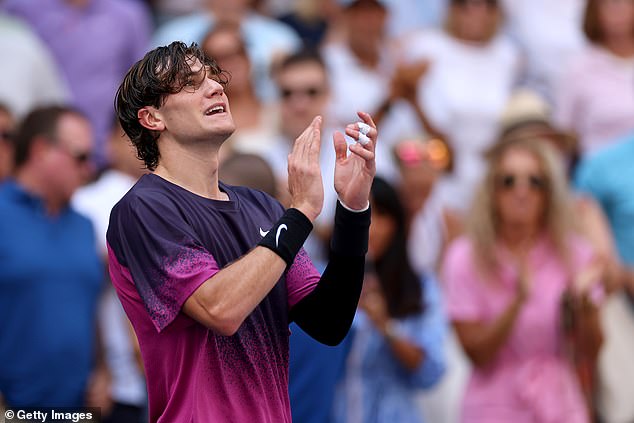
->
[276, 224, 288, 248]
[259, 228, 269, 237]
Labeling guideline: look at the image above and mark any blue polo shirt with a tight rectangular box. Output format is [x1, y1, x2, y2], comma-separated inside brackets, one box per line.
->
[575, 134, 634, 265]
[0, 180, 103, 407]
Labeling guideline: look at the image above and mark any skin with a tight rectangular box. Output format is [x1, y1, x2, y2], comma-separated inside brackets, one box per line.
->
[137, 57, 378, 335]
[450, 0, 499, 44]
[455, 148, 603, 367]
[276, 61, 331, 141]
[0, 109, 15, 180]
[202, 27, 263, 140]
[597, 0, 634, 56]
[15, 112, 94, 215]
[344, 2, 387, 67]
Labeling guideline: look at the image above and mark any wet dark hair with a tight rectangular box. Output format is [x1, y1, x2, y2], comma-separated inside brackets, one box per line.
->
[114, 41, 230, 171]
[370, 177, 424, 318]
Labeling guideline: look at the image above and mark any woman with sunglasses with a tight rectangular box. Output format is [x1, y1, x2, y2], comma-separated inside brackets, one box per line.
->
[442, 137, 604, 422]
[333, 177, 447, 423]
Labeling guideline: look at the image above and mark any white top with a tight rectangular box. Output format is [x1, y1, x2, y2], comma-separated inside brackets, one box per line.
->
[73, 170, 139, 253]
[72, 170, 147, 406]
[555, 46, 634, 155]
[322, 41, 396, 129]
[408, 187, 449, 275]
[0, 14, 68, 117]
[400, 29, 521, 212]
[500, 0, 586, 101]
[322, 41, 426, 182]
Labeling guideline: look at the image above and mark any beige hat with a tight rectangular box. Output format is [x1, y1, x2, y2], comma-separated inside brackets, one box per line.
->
[499, 89, 577, 155]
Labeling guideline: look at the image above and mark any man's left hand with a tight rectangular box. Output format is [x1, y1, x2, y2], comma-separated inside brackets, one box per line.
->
[333, 111, 377, 210]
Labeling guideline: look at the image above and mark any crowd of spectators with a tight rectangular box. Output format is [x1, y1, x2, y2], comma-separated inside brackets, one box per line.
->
[1, 0, 634, 422]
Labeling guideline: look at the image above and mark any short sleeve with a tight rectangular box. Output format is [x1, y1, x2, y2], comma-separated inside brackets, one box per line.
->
[107, 192, 219, 332]
[441, 238, 488, 322]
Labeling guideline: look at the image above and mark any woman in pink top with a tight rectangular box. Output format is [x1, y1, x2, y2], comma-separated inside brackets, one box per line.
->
[555, 0, 634, 155]
[442, 137, 604, 422]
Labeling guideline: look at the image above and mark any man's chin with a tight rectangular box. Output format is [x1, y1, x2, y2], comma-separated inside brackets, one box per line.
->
[217, 126, 236, 141]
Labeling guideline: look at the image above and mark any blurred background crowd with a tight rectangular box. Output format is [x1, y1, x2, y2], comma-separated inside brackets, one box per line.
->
[1, 0, 634, 422]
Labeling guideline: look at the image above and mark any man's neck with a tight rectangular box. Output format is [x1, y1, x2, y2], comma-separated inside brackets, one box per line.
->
[15, 167, 64, 215]
[154, 139, 228, 200]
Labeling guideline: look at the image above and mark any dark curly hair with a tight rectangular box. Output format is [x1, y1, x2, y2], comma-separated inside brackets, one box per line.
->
[114, 41, 230, 171]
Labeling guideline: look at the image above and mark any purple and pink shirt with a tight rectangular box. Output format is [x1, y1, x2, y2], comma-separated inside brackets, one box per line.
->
[442, 235, 600, 423]
[106, 174, 320, 422]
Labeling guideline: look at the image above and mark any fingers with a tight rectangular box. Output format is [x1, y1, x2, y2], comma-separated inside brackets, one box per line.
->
[291, 116, 316, 157]
[333, 131, 347, 161]
[343, 111, 377, 149]
[357, 111, 377, 130]
[290, 116, 322, 161]
[348, 142, 375, 161]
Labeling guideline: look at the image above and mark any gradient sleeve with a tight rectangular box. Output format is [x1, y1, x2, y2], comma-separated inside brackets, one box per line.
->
[107, 193, 219, 332]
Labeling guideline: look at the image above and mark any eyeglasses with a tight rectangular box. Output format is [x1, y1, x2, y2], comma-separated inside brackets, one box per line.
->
[496, 173, 547, 191]
[453, 0, 497, 7]
[54, 143, 92, 165]
[279, 86, 325, 101]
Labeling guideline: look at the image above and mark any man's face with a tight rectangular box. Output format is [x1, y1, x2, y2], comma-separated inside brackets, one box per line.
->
[344, 1, 387, 54]
[154, 58, 236, 145]
[276, 62, 330, 140]
[43, 113, 94, 203]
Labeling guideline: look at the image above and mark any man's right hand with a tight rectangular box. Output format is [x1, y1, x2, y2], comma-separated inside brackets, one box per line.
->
[288, 116, 324, 222]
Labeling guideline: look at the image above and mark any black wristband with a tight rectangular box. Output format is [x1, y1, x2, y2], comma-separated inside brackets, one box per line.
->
[258, 208, 313, 267]
[330, 201, 371, 257]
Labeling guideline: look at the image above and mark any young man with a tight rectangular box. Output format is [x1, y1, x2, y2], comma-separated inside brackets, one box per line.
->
[107, 41, 377, 422]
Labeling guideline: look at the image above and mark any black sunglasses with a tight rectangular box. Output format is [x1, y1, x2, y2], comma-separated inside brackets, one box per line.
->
[496, 174, 547, 191]
[280, 86, 325, 100]
[55, 143, 92, 165]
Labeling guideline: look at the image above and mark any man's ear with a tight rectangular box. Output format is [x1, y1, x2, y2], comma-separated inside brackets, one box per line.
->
[138, 107, 165, 132]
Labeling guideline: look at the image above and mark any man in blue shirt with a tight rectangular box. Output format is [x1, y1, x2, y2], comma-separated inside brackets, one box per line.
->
[0, 106, 104, 408]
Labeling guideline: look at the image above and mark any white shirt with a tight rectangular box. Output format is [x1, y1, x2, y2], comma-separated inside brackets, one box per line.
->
[501, 0, 587, 101]
[72, 170, 147, 406]
[401, 29, 520, 211]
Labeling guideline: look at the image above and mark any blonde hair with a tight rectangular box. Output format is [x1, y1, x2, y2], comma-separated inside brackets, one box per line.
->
[467, 137, 575, 275]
